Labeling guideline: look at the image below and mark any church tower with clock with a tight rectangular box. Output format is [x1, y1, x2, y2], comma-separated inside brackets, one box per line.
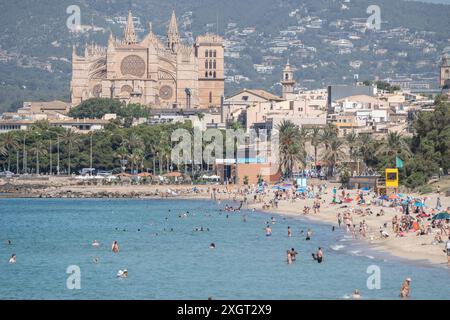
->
[71, 10, 225, 109]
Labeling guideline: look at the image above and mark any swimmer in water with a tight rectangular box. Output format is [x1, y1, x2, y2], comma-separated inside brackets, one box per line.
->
[290, 248, 298, 261]
[9, 254, 16, 264]
[352, 289, 361, 299]
[92, 240, 100, 247]
[111, 241, 119, 253]
[306, 229, 313, 241]
[312, 247, 324, 263]
[6, 240, 12, 245]
[400, 278, 411, 298]
[271, 217, 276, 224]
[265, 225, 272, 237]
[117, 269, 128, 278]
[209, 243, 216, 249]
[288, 226, 292, 238]
[286, 250, 292, 264]
[93, 257, 99, 264]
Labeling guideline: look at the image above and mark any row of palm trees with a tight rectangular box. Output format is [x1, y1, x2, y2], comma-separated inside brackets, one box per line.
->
[277, 120, 411, 178]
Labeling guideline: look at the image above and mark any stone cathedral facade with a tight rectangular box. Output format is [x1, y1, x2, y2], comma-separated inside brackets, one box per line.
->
[71, 11, 225, 109]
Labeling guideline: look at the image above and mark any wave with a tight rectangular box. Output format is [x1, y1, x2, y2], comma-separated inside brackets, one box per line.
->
[330, 244, 346, 251]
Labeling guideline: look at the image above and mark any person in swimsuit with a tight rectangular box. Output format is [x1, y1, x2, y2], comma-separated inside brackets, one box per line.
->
[400, 278, 411, 298]
[290, 248, 298, 261]
[286, 250, 292, 264]
[287, 226, 292, 238]
[312, 247, 324, 263]
[9, 254, 16, 264]
[209, 243, 216, 249]
[92, 240, 100, 247]
[265, 225, 272, 237]
[112, 241, 119, 253]
[445, 236, 450, 265]
[306, 229, 313, 241]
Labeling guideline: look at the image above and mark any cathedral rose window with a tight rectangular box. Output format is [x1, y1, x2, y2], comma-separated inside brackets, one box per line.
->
[121, 55, 146, 77]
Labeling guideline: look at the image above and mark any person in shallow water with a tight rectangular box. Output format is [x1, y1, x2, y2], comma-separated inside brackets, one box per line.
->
[209, 243, 216, 249]
[92, 240, 100, 247]
[290, 248, 298, 261]
[265, 225, 272, 236]
[312, 247, 324, 263]
[306, 229, 313, 240]
[112, 241, 119, 253]
[286, 250, 292, 264]
[9, 254, 16, 264]
[352, 289, 361, 299]
[117, 269, 128, 278]
[287, 226, 292, 237]
[400, 278, 411, 298]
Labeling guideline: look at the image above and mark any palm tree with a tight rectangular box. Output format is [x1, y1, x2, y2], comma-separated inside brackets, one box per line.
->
[320, 124, 338, 151]
[345, 131, 359, 173]
[115, 146, 129, 173]
[308, 127, 322, 168]
[322, 137, 346, 177]
[128, 148, 144, 174]
[358, 133, 376, 171]
[277, 120, 306, 178]
[0, 132, 18, 171]
[376, 131, 411, 157]
[61, 129, 79, 175]
[29, 140, 47, 175]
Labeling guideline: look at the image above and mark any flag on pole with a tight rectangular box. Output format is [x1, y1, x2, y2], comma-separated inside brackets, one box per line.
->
[396, 157, 404, 169]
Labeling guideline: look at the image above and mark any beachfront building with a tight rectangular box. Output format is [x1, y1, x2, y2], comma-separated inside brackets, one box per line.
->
[71, 11, 225, 109]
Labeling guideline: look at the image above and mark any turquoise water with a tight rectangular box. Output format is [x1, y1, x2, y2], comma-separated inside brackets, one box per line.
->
[0, 198, 448, 300]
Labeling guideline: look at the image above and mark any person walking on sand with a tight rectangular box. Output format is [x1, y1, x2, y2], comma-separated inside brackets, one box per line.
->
[445, 236, 450, 265]
[400, 278, 411, 298]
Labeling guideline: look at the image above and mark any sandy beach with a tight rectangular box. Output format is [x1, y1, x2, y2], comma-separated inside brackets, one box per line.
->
[1, 177, 449, 267]
[247, 185, 450, 266]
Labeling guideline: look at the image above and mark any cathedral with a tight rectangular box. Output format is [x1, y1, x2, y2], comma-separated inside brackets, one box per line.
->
[71, 11, 225, 109]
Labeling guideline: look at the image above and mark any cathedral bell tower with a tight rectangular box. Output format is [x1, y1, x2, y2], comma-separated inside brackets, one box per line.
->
[440, 53, 450, 88]
[281, 59, 295, 99]
[167, 10, 180, 52]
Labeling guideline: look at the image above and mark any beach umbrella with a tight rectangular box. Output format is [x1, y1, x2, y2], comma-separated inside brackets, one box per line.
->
[389, 194, 399, 200]
[361, 187, 370, 191]
[397, 194, 405, 198]
[432, 212, 450, 220]
[379, 195, 389, 200]
[414, 202, 425, 207]
[296, 187, 307, 193]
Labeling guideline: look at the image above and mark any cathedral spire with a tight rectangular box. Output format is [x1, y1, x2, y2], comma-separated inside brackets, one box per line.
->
[167, 9, 180, 51]
[124, 11, 137, 45]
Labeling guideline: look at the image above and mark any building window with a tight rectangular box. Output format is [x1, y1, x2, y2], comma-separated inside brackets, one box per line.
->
[205, 60, 208, 69]
[213, 60, 216, 69]
[205, 71, 208, 78]
[209, 92, 213, 103]
[209, 71, 213, 77]
[213, 50, 217, 57]
[209, 61, 212, 69]
[213, 71, 216, 78]
[285, 73, 289, 80]
[205, 50, 209, 57]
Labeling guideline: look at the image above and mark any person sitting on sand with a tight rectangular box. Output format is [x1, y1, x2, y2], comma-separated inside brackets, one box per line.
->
[400, 278, 411, 298]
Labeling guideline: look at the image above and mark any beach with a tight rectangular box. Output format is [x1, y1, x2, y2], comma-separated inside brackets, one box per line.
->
[1, 177, 449, 267]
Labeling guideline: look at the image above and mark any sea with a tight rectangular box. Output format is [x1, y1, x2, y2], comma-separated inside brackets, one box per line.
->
[0, 198, 448, 300]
